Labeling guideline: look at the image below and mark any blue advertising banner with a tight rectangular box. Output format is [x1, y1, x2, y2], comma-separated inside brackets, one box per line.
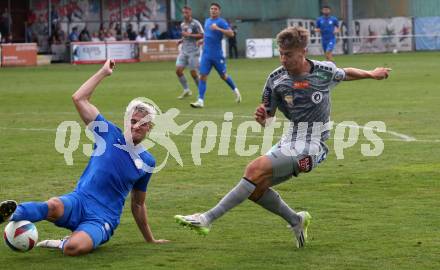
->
[414, 17, 440, 50]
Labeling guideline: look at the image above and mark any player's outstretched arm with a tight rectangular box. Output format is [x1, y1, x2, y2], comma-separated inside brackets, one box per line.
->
[343, 67, 392, 81]
[131, 189, 170, 244]
[72, 59, 115, 125]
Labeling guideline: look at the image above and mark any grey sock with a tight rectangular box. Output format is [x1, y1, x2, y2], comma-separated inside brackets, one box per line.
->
[256, 188, 301, 226]
[178, 75, 189, 90]
[192, 76, 199, 88]
[202, 178, 256, 224]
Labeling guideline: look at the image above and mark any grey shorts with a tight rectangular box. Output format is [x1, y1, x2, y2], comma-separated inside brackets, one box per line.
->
[176, 51, 200, 70]
[265, 140, 329, 185]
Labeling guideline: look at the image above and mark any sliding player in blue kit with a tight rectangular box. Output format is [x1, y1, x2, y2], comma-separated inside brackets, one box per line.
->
[190, 2, 241, 108]
[0, 59, 169, 256]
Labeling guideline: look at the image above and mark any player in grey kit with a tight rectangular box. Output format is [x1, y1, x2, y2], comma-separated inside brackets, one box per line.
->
[175, 6, 204, 99]
[175, 26, 391, 248]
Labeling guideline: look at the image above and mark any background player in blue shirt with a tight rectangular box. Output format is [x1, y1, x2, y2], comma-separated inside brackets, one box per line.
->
[190, 2, 241, 108]
[315, 5, 339, 62]
[0, 60, 169, 256]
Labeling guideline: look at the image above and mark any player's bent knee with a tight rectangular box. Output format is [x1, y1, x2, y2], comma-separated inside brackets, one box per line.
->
[244, 162, 261, 182]
[63, 234, 94, 256]
[46, 198, 64, 221]
[63, 243, 92, 257]
[63, 243, 81, 256]
[244, 157, 272, 184]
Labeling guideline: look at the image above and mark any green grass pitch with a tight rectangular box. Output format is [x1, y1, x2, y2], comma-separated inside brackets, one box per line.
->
[0, 52, 439, 269]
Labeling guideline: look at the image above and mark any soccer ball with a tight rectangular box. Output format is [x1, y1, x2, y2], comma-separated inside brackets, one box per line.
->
[4, 221, 38, 252]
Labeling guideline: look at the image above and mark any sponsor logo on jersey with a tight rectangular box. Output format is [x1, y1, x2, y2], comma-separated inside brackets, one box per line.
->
[315, 71, 331, 80]
[293, 81, 310, 89]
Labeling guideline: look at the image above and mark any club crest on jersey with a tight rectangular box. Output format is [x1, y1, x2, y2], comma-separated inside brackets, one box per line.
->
[293, 81, 310, 89]
[284, 95, 294, 107]
[311, 91, 323, 104]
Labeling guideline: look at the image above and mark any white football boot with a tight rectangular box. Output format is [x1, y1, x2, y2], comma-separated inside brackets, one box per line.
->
[177, 89, 192, 99]
[234, 88, 242, 103]
[174, 213, 210, 235]
[190, 99, 204, 108]
[37, 236, 70, 249]
[289, 211, 312, 248]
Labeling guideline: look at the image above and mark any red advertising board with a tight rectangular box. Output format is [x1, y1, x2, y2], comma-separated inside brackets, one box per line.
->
[1, 43, 38, 67]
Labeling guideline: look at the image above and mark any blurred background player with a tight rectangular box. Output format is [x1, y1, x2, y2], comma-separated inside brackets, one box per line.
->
[190, 2, 241, 108]
[228, 23, 238, 59]
[0, 60, 169, 256]
[176, 6, 204, 99]
[315, 5, 339, 62]
[175, 26, 391, 248]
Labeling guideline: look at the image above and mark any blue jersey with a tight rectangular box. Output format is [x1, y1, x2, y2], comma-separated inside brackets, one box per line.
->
[74, 114, 155, 229]
[316, 16, 339, 40]
[203, 17, 229, 58]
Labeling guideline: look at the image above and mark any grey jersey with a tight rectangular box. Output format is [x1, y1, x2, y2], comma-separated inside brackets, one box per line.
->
[262, 59, 346, 142]
[181, 18, 204, 54]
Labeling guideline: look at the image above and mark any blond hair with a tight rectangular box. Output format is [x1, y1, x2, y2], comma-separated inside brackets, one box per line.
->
[276, 26, 309, 50]
[125, 100, 156, 122]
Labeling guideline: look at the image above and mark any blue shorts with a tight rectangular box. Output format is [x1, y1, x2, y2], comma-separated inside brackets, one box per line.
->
[55, 192, 113, 249]
[322, 38, 336, 52]
[199, 55, 227, 76]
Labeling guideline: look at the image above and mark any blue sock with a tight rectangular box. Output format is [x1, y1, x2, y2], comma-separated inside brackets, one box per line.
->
[198, 80, 207, 100]
[225, 76, 237, 91]
[10, 202, 48, 223]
